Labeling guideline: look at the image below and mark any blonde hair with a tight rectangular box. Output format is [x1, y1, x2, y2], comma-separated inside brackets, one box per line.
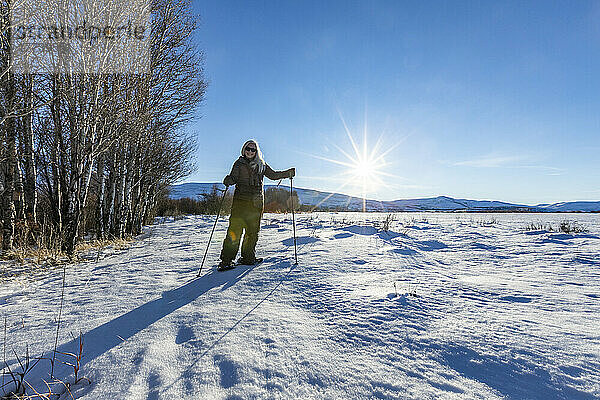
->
[241, 139, 265, 174]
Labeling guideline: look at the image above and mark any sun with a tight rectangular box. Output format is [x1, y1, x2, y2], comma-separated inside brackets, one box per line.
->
[340, 138, 388, 200]
[353, 160, 376, 178]
[307, 109, 404, 211]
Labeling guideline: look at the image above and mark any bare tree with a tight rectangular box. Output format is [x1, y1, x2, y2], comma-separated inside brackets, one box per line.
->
[21, 74, 36, 224]
[99, 0, 205, 241]
[1, 0, 17, 251]
[2, 0, 205, 258]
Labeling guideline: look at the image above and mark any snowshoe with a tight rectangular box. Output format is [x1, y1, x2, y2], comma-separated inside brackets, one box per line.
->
[236, 257, 263, 266]
[217, 260, 236, 271]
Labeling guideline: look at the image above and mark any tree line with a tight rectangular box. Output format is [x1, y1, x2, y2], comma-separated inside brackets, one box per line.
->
[158, 186, 303, 216]
[0, 0, 206, 255]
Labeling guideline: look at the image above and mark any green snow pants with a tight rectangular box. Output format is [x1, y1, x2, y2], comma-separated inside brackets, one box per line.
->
[220, 198, 262, 263]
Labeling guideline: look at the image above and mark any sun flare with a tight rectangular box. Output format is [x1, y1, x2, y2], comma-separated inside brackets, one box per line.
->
[353, 160, 376, 178]
[306, 110, 404, 211]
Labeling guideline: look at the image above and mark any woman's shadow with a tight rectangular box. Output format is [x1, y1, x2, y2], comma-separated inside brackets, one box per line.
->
[56, 261, 264, 367]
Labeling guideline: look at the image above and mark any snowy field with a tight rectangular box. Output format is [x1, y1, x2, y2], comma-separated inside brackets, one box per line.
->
[1, 212, 599, 399]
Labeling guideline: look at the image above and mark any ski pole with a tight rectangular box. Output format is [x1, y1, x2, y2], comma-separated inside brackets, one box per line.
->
[290, 177, 298, 265]
[198, 186, 229, 276]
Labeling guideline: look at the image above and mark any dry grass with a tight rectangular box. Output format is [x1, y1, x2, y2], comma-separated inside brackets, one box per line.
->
[524, 222, 555, 232]
[1, 235, 134, 284]
[1, 273, 90, 399]
[558, 220, 588, 234]
[75, 236, 133, 253]
[523, 219, 588, 234]
[1, 334, 89, 399]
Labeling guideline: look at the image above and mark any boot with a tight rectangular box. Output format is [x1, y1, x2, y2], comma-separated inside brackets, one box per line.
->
[237, 257, 263, 266]
[217, 260, 236, 271]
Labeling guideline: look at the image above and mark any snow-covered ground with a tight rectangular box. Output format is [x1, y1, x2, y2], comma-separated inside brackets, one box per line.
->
[1, 212, 599, 399]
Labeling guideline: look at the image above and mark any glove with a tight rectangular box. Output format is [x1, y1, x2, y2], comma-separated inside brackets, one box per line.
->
[288, 167, 295, 178]
[223, 175, 235, 186]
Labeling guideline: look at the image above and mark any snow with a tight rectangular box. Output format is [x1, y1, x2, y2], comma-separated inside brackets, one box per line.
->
[1, 212, 600, 399]
[538, 201, 600, 212]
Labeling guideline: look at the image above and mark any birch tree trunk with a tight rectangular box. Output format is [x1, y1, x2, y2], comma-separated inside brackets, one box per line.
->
[1, 0, 206, 255]
[1, 0, 15, 251]
[22, 74, 36, 224]
[96, 153, 106, 240]
[107, 151, 117, 237]
[2, 73, 16, 251]
[14, 157, 24, 221]
[49, 75, 64, 233]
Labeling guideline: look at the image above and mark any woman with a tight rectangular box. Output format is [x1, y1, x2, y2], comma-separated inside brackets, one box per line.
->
[219, 139, 295, 270]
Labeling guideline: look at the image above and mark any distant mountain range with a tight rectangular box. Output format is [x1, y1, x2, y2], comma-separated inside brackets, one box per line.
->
[170, 183, 600, 212]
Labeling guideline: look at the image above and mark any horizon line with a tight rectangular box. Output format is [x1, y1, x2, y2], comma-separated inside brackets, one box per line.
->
[173, 182, 600, 207]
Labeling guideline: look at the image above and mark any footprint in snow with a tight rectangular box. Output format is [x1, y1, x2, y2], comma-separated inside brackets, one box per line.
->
[176, 325, 196, 344]
[471, 242, 497, 251]
[499, 295, 533, 303]
[392, 247, 418, 256]
[214, 355, 240, 388]
[282, 236, 318, 246]
[146, 371, 161, 400]
[333, 232, 353, 239]
[417, 240, 447, 251]
[132, 349, 145, 366]
[524, 230, 548, 236]
[341, 225, 377, 235]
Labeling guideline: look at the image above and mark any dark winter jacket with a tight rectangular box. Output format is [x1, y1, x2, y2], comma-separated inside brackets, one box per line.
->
[223, 156, 291, 207]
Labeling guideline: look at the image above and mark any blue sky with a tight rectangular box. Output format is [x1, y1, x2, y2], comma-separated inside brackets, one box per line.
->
[185, 1, 600, 204]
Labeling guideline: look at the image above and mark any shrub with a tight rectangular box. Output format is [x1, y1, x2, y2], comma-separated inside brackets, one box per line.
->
[523, 220, 588, 234]
[524, 222, 554, 232]
[157, 185, 302, 216]
[559, 220, 588, 234]
[264, 187, 298, 213]
[381, 213, 395, 232]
